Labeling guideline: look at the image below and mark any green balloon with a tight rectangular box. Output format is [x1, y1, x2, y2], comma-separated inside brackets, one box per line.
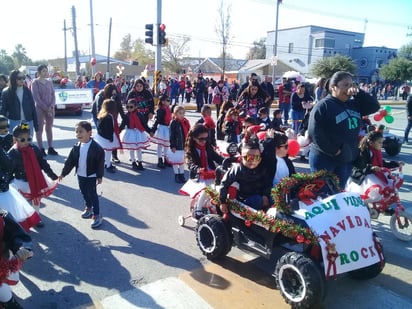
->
[385, 115, 394, 123]
[384, 105, 392, 113]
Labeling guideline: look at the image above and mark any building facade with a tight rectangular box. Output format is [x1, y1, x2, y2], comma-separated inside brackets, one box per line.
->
[266, 25, 396, 83]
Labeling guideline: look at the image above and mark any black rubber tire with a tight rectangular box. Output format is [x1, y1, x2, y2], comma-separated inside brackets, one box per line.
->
[384, 140, 401, 156]
[275, 252, 325, 308]
[348, 237, 385, 280]
[195, 215, 231, 260]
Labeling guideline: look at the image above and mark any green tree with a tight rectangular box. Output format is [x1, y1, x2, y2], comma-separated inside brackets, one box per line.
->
[0, 49, 15, 74]
[379, 57, 412, 81]
[398, 42, 412, 60]
[12, 44, 32, 67]
[246, 38, 266, 59]
[311, 55, 357, 79]
[113, 34, 133, 61]
[130, 38, 154, 67]
[162, 36, 191, 74]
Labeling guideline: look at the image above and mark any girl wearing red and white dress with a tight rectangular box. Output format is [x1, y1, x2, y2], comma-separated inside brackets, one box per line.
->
[151, 95, 172, 168]
[119, 99, 151, 171]
[8, 122, 58, 228]
[94, 99, 121, 173]
[167, 106, 191, 183]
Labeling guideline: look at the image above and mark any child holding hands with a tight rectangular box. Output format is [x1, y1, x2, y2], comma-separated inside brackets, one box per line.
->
[59, 121, 105, 229]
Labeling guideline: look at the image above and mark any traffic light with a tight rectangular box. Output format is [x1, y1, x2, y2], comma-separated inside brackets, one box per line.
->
[158, 24, 166, 45]
[145, 24, 154, 45]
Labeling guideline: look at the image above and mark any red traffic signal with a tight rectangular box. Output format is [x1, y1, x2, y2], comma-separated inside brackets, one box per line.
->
[158, 24, 167, 45]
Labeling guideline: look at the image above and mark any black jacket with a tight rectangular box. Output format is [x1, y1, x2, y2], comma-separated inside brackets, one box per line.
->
[1, 208, 32, 256]
[0, 148, 13, 192]
[169, 119, 186, 151]
[119, 111, 151, 133]
[97, 114, 115, 141]
[8, 144, 58, 181]
[61, 139, 105, 179]
[186, 144, 223, 180]
[407, 94, 412, 117]
[0, 134, 13, 152]
[350, 148, 399, 185]
[1, 86, 38, 131]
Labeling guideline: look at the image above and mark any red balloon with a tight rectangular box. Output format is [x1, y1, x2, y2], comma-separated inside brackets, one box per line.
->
[380, 109, 387, 117]
[374, 114, 383, 121]
[90, 57, 97, 66]
[288, 139, 300, 157]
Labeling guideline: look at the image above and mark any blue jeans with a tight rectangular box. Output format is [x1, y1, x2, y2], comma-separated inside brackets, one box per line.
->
[78, 176, 100, 215]
[309, 147, 352, 185]
[404, 117, 412, 141]
[291, 110, 305, 132]
[279, 102, 291, 125]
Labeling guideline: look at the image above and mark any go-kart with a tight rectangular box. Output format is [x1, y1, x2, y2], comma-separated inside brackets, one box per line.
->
[196, 171, 385, 308]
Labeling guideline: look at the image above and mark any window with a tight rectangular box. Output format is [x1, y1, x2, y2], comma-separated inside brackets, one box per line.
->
[288, 43, 294, 53]
[315, 38, 335, 48]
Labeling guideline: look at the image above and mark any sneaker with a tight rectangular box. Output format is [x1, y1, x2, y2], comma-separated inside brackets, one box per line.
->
[91, 215, 102, 229]
[157, 158, 165, 168]
[48, 147, 58, 155]
[132, 161, 139, 170]
[112, 156, 120, 163]
[40, 148, 47, 157]
[179, 174, 187, 183]
[106, 165, 116, 173]
[36, 221, 45, 228]
[81, 208, 93, 219]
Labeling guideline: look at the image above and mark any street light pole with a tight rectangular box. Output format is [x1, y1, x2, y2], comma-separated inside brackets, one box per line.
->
[89, 0, 96, 76]
[272, 0, 281, 85]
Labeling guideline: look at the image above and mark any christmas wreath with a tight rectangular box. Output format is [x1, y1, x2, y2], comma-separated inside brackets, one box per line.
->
[271, 170, 340, 214]
[205, 187, 319, 245]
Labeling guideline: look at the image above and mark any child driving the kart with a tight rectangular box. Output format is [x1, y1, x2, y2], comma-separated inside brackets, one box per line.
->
[219, 137, 273, 213]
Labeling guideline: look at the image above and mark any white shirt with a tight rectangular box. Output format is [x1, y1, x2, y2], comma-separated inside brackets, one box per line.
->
[77, 139, 96, 177]
[273, 156, 289, 185]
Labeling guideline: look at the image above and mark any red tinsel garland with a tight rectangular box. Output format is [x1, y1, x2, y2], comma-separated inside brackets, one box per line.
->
[0, 257, 21, 283]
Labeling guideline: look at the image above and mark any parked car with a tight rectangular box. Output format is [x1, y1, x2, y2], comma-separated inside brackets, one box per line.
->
[54, 79, 83, 116]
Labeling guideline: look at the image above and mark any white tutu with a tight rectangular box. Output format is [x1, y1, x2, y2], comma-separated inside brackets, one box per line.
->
[151, 124, 170, 147]
[165, 149, 185, 165]
[179, 178, 214, 199]
[120, 128, 150, 150]
[345, 173, 392, 203]
[10, 172, 58, 205]
[0, 186, 41, 232]
[94, 133, 121, 150]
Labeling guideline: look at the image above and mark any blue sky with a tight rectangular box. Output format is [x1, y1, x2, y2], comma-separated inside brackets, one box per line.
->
[3, 0, 411, 61]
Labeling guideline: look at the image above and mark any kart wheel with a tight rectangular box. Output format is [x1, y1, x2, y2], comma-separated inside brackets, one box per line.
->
[390, 211, 412, 241]
[369, 208, 379, 220]
[349, 236, 385, 279]
[196, 214, 231, 260]
[384, 140, 401, 156]
[178, 215, 185, 227]
[274, 252, 325, 308]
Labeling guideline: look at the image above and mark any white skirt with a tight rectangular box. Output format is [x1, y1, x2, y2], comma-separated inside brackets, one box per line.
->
[179, 178, 214, 199]
[151, 125, 170, 147]
[0, 187, 41, 232]
[10, 172, 58, 205]
[165, 149, 185, 165]
[120, 128, 150, 150]
[94, 133, 121, 150]
[345, 173, 393, 203]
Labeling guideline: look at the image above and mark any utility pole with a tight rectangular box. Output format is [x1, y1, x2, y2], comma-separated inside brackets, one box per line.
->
[153, 0, 162, 99]
[106, 17, 112, 79]
[272, 0, 281, 85]
[63, 19, 68, 73]
[89, 0, 96, 76]
[71, 6, 80, 76]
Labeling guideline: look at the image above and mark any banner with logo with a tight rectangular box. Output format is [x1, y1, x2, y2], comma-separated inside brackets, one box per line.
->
[55, 88, 93, 105]
[293, 191, 380, 275]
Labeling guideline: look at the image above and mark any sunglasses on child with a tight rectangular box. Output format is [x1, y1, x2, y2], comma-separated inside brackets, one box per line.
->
[242, 154, 261, 162]
[196, 137, 208, 142]
[16, 137, 32, 143]
[126, 105, 135, 109]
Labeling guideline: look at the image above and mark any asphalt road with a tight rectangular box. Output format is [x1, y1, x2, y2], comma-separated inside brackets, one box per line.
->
[12, 104, 412, 308]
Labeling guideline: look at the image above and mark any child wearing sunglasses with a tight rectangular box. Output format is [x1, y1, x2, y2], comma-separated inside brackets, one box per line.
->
[151, 95, 172, 168]
[8, 122, 58, 228]
[219, 137, 273, 212]
[0, 115, 13, 151]
[119, 99, 151, 171]
[272, 132, 296, 185]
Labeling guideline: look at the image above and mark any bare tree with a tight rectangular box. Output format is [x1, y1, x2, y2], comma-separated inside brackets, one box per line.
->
[162, 35, 191, 74]
[215, 0, 232, 79]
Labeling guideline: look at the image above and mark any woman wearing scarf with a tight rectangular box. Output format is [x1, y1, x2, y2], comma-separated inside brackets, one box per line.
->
[180, 124, 223, 220]
[8, 122, 58, 228]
